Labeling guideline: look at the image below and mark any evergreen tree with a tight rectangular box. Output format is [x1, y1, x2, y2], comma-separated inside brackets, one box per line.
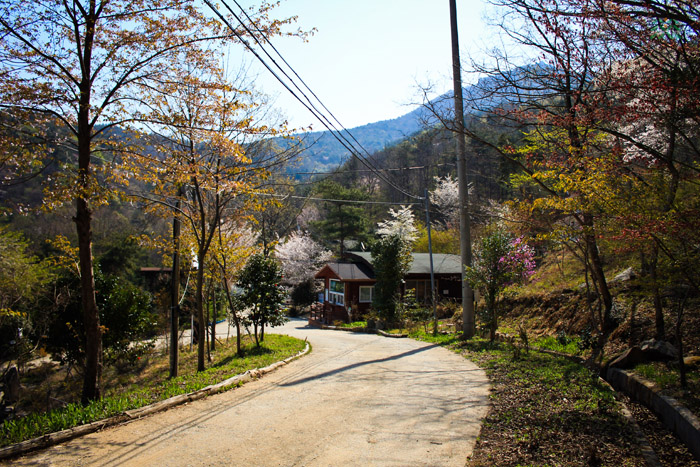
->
[237, 253, 287, 346]
[371, 206, 417, 324]
[311, 180, 370, 256]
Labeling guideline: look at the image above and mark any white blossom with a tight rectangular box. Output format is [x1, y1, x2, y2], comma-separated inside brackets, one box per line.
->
[377, 205, 418, 243]
[429, 175, 470, 228]
[275, 231, 333, 284]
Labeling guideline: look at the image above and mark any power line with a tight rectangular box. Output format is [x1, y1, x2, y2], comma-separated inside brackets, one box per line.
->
[217, 0, 399, 190]
[204, 0, 423, 200]
[251, 191, 422, 206]
[286, 162, 457, 176]
[228, 0, 403, 184]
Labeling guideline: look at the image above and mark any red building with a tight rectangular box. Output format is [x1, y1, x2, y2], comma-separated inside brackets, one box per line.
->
[313, 251, 462, 324]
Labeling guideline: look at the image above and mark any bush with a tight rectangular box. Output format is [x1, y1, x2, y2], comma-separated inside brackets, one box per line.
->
[44, 270, 157, 370]
[290, 279, 317, 315]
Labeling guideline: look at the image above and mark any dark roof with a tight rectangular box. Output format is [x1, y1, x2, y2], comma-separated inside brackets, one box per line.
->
[315, 261, 375, 281]
[346, 252, 462, 276]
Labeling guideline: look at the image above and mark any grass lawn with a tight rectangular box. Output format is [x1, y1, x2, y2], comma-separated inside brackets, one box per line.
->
[1, 334, 306, 448]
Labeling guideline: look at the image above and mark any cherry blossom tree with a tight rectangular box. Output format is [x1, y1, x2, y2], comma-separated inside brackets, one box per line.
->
[429, 175, 460, 228]
[275, 231, 332, 286]
[372, 206, 418, 323]
[376, 205, 419, 243]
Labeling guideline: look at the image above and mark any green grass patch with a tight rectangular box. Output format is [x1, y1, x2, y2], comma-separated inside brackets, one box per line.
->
[634, 362, 679, 387]
[632, 362, 700, 416]
[336, 321, 366, 328]
[407, 328, 463, 346]
[1, 334, 306, 447]
[533, 335, 583, 355]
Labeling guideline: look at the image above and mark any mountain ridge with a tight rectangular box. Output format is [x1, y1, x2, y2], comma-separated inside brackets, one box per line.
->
[283, 73, 500, 174]
[284, 103, 430, 173]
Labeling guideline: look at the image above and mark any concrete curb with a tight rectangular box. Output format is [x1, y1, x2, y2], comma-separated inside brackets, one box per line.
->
[606, 367, 700, 462]
[0, 342, 310, 461]
[377, 330, 408, 338]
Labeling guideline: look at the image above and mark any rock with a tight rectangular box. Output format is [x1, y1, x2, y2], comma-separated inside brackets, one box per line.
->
[683, 355, 700, 369]
[612, 267, 635, 283]
[640, 339, 677, 361]
[609, 346, 646, 369]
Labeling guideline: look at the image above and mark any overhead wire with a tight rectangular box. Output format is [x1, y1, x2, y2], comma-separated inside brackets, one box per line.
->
[251, 191, 422, 206]
[286, 162, 457, 176]
[204, 0, 424, 200]
[217, 0, 402, 192]
[228, 0, 403, 184]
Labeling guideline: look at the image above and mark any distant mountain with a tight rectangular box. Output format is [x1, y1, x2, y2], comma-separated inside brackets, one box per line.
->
[283, 73, 505, 174]
[284, 105, 431, 174]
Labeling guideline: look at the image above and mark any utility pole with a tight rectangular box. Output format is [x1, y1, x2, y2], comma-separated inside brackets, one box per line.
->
[450, 0, 475, 338]
[424, 189, 438, 336]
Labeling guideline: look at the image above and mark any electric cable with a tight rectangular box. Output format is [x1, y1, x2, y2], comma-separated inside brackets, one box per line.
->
[216, 0, 401, 192]
[251, 191, 422, 206]
[229, 0, 400, 182]
[204, 0, 424, 200]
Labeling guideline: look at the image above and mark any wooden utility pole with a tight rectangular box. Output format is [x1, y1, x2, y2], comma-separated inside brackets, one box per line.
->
[450, 0, 475, 338]
[424, 190, 438, 335]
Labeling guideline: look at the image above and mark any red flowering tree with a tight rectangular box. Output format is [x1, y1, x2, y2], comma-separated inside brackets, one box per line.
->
[465, 228, 535, 341]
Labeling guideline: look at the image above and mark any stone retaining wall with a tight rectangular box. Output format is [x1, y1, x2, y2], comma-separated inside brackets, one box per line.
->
[606, 367, 700, 461]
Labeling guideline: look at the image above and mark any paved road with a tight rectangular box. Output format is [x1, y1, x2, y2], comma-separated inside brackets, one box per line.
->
[8, 319, 490, 466]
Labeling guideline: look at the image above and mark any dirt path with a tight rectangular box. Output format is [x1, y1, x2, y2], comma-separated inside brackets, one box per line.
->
[7, 319, 490, 466]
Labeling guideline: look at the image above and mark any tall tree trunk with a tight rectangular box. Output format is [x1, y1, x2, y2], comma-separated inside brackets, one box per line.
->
[676, 300, 686, 388]
[649, 245, 665, 339]
[211, 284, 216, 351]
[582, 214, 613, 328]
[221, 273, 242, 356]
[76, 196, 101, 404]
[217, 219, 242, 357]
[77, 8, 101, 403]
[205, 281, 211, 363]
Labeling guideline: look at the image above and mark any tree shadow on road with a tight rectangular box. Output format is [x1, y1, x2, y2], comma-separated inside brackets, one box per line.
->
[279, 344, 439, 387]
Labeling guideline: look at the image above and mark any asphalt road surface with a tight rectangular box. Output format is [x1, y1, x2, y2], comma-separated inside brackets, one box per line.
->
[8, 318, 490, 466]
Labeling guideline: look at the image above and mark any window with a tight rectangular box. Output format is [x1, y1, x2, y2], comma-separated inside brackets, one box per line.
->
[359, 286, 374, 303]
[329, 280, 344, 305]
[405, 280, 430, 303]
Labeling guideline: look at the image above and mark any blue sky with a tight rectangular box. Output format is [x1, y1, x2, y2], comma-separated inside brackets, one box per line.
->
[233, 0, 492, 130]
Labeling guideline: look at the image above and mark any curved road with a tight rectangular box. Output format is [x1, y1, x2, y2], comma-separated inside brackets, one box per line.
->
[8, 319, 490, 466]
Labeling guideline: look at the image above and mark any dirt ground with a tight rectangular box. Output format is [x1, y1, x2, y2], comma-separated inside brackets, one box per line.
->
[4, 318, 490, 466]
